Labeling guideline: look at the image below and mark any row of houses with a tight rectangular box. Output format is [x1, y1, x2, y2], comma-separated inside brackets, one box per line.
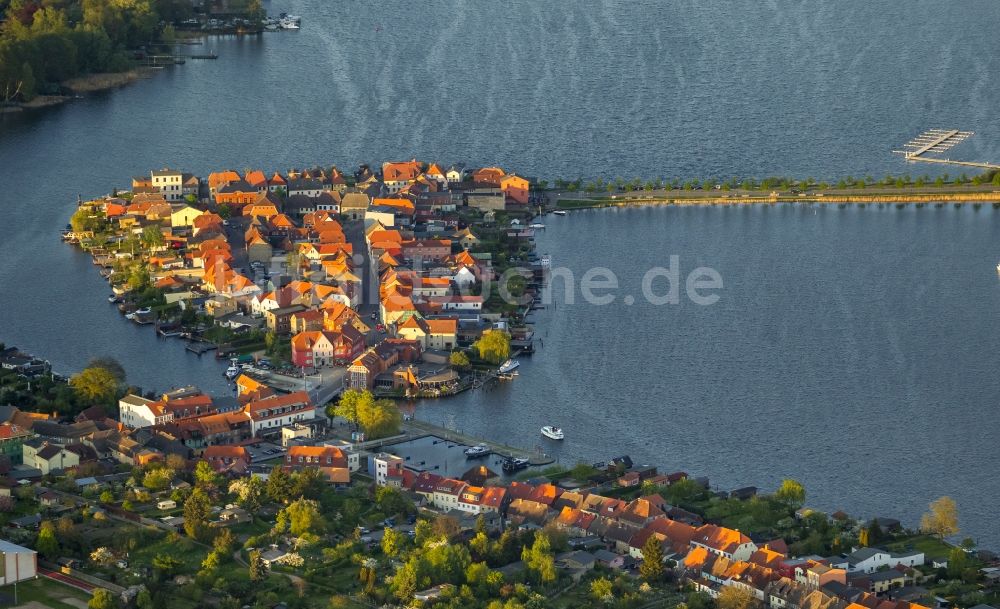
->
[367, 455, 934, 609]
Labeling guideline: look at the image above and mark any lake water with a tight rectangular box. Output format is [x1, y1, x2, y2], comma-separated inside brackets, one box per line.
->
[1, 0, 998, 543]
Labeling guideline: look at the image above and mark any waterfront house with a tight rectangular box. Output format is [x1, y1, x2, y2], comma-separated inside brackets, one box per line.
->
[500, 174, 530, 204]
[151, 168, 185, 201]
[208, 170, 242, 196]
[446, 164, 465, 183]
[829, 548, 924, 574]
[244, 391, 315, 438]
[691, 524, 757, 562]
[284, 445, 350, 484]
[119, 394, 173, 429]
[382, 160, 422, 193]
[291, 331, 337, 368]
[472, 166, 506, 186]
[396, 316, 458, 350]
[371, 453, 406, 486]
[268, 172, 287, 193]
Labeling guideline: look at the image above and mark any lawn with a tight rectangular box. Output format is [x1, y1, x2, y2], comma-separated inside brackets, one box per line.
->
[1, 576, 92, 609]
[129, 533, 210, 574]
[885, 534, 953, 560]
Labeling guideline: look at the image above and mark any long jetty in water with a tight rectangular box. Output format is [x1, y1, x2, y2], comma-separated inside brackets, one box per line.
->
[893, 129, 1000, 170]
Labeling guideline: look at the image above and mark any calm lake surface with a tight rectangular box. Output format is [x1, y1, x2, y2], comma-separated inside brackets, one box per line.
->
[1, 0, 999, 543]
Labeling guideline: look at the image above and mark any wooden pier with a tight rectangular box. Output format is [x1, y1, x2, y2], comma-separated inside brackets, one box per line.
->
[893, 129, 1000, 170]
[184, 341, 217, 355]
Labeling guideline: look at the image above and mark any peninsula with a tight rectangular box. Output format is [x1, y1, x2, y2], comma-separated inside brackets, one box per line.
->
[67, 162, 542, 404]
[0, 160, 990, 609]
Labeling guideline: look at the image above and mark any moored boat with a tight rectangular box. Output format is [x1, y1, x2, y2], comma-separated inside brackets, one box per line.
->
[501, 457, 529, 473]
[464, 445, 491, 459]
[552, 210, 567, 216]
[498, 359, 519, 374]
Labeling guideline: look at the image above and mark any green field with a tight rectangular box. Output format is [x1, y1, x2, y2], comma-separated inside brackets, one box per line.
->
[2, 577, 92, 609]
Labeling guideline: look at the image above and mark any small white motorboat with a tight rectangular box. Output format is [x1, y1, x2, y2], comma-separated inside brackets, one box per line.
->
[541, 426, 564, 440]
[996, 262, 1000, 274]
[225, 364, 240, 380]
[498, 359, 519, 374]
[529, 222, 546, 229]
[552, 210, 567, 216]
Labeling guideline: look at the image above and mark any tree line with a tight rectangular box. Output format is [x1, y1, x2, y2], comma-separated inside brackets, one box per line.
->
[545, 170, 1000, 194]
[0, 0, 194, 102]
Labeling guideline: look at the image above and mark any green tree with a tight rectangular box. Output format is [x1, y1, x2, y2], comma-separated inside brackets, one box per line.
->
[449, 350, 471, 369]
[143, 467, 172, 491]
[858, 527, 870, 547]
[36, 520, 59, 559]
[141, 225, 164, 248]
[375, 485, 412, 516]
[183, 487, 211, 540]
[135, 589, 153, 609]
[381, 526, 404, 557]
[640, 535, 664, 582]
[229, 475, 264, 513]
[521, 531, 556, 584]
[774, 479, 806, 510]
[291, 466, 325, 499]
[87, 356, 126, 383]
[70, 366, 121, 403]
[591, 576, 613, 601]
[920, 496, 959, 540]
[213, 527, 236, 555]
[276, 497, 325, 538]
[194, 460, 220, 490]
[414, 519, 434, 546]
[718, 584, 757, 609]
[569, 462, 599, 481]
[89, 588, 118, 609]
[69, 206, 101, 232]
[474, 330, 511, 365]
[945, 546, 968, 579]
[266, 465, 292, 503]
[391, 559, 419, 601]
[248, 549, 267, 582]
[152, 553, 182, 576]
[687, 591, 715, 609]
[330, 388, 363, 427]
[357, 394, 402, 439]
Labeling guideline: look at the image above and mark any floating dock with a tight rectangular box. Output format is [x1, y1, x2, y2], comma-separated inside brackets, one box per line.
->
[893, 129, 1000, 170]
